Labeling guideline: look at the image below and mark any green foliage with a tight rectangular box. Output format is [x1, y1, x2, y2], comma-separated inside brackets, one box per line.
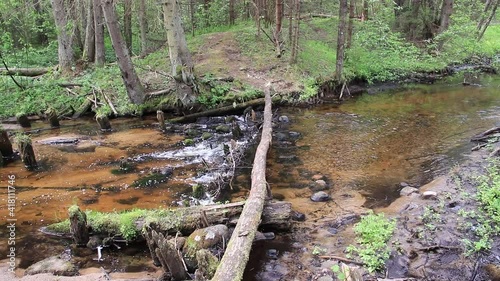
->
[346, 20, 440, 83]
[347, 211, 396, 273]
[298, 40, 337, 79]
[461, 160, 500, 255]
[330, 264, 346, 280]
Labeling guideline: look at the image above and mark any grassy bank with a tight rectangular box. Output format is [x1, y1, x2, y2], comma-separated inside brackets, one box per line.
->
[1, 20, 499, 118]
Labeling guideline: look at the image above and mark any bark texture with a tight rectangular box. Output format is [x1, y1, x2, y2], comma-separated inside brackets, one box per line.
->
[335, 0, 348, 81]
[94, 0, 106, 65]
[83, 0, 96, 62]
[102, 0, 145, 104]
[51, 0, 74, 73]
[211, 90, 273, 281]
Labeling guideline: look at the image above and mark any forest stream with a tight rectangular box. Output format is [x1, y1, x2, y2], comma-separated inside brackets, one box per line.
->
[1, 73, 500, 280]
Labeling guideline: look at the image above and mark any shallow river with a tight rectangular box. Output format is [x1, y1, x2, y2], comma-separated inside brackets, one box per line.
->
[1, 73, 500, 278]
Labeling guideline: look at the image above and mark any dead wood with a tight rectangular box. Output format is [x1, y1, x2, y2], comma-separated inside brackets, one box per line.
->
[146, 229, 189, 280]
[211, 89, 273, 281]
[471, 127, 500, 142]
[169, 96, 277, 123]
[318, 255, 365, 266]
[0, 67, 49, 76]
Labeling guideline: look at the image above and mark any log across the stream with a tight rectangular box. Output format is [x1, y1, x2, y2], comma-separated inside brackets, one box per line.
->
[211, 90, 274, 281]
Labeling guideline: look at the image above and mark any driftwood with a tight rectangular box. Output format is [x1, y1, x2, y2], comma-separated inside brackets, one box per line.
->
[0, 67, 49, 77]
[471, 127, 500, 142]
[168, 97, 274, 123]
[211, 90, 273, 281]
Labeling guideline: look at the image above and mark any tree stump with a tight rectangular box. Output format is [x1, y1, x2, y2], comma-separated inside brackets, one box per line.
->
[69, 206, 89, 246]
[145, 229, 189, 281]
[16, 134, 37, 170]
[96, 115, 112, 131]
[46, 108, 60, 128]
[0, 130, 14, 157]
[157, 110, 165, 129]
[16, 114, 31, 128]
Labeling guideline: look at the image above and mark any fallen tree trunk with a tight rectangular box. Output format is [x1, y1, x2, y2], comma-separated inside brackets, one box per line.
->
[0, 67, 49, 76]
[168, 96, 280, 123]
[211, 89, 273, 281]
[44, 201, 292, 239]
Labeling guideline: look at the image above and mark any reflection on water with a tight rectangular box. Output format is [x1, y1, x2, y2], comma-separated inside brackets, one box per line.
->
[276, 74, 500, 208]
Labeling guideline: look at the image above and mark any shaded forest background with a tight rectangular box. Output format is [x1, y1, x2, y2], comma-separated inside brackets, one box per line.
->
[0, 0, 499, 118]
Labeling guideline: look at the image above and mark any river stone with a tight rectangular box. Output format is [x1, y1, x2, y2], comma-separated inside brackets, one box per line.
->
[289, 131, 301, 139]
[421, 191, 438, 200]
[184, 224, 229, 254]
[312, 174, 325, 181]
[87, 236, 103, 249]
[317, 276, 334, 281]
[400, 186, 418, 196]
[25, 255, 78, 276]
[215, 125, 230, 133]
[311, 191, 330, 202]
[201, 132, 213, 140]
[278, 115, 289, 123]
[275, 132, 288, 141]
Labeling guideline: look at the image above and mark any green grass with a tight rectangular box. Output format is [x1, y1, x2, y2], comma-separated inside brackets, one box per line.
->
[347, 211, 396, 273]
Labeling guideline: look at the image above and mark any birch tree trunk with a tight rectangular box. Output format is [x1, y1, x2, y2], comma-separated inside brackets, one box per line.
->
[83, 0, 96, 62]
[102, 0, 145, 104]
[94, 0, 106, 65]
[335, 0, 348, 82]
[51, 0, 74, 73]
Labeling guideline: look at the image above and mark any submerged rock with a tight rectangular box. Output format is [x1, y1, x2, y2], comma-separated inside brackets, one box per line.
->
[400, 186, 418, 196]
[421, 191, 438, 200]
[25, 255, 78, 276]
[311, 191, 330, 202]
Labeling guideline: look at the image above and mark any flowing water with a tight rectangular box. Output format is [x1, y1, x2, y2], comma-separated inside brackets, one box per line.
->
[1, 74, 500, 278]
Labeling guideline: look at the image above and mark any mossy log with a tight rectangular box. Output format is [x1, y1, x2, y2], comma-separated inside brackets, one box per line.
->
[45, 201, 292, 241]
[143, 201, 292, 235]
[212, 90, 273, 281]
[0, 130, 14, 157]
[0, 67, 49, 76]
[69, 206, 89, 246]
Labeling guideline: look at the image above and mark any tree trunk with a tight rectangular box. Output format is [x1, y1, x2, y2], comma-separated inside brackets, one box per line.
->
[96, 114, 112, 130]
[94, 0, 106, 65]
[290, 0, 300, 64]
[347, 0, 355, 48]
[17, 137, 37, 170]
[139, 0, 148, 55]
[335, 0, 348, 82]
[229, 0, 236, 25]
[46, 108, 60, 128]
[478, 0, 499, 41]
[438, 0, 453, 34]
[124, 0, 133, 53]
[362, 0, 369, 21]
[33, 0, 49, 45]
[163, 0, 198, 105]
[211, 90, 273, 281]
[51, 0, 74, 74]
[70, 0, 85, 53]
[274, 0, 283, 57]
[83, 0, 96, 62]
[102, 0, 145, 104]
[16, 114, 31, 128]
